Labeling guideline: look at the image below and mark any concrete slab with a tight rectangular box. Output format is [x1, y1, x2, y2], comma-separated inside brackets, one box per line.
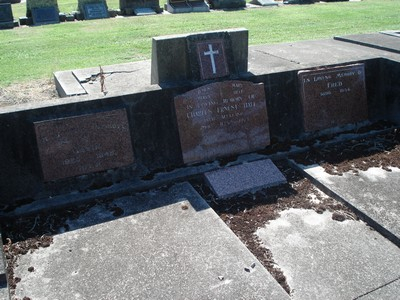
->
[13, 182, 290, 300]
[256, 208, 400, 300]
[204, 159, 286, 198]
[249, 39, 400, 76]
[335, 33, 400, 54]
[357, 277, 400, 300]
[298, 165, 400, 245]
[53, 70, 87, 97]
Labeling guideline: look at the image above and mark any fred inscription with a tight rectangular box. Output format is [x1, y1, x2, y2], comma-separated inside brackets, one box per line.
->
[34, 109, 134, 181]
[174, 81, 270, 164]
[298, 63, 368, 132]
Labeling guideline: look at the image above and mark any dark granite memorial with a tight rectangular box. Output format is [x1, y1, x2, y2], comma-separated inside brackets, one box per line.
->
[250, 0, 278, 6]
[187, 31, 237, 81]
[119, 0, 161, 15]
[204, 159, 287, 198]
[34, 109, 134, 181]
[151, 29, 248, 85]
[174, 80, 270, 164]
[32, 6, 60, 25]
[0, 3, 14, 30]
[83, 2, 109, 20]
[208, 0, 246, 9]
[298, 63, 368, 132]
[166, 0, 209, 14]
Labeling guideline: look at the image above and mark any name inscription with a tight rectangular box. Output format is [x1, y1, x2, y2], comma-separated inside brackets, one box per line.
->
[174, 81, 270, 164]
[298, 63, 368, 132]
[34, 109, 134, 181]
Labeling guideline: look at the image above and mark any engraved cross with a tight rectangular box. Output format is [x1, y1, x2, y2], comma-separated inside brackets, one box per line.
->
[203, 44, 219, 74]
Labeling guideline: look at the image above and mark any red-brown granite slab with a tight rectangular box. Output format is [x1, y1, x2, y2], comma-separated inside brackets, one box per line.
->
[34, 109, 134, 181]
[196, 39, 229, 80]
[298, 63, 368, 132]
[174, 81, 270, 164]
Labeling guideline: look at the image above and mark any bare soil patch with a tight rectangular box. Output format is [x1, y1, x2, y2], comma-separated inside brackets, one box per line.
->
[0, 79, 57, 108]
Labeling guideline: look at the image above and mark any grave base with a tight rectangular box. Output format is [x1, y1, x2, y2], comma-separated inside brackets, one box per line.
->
[209, 0, 246, 9]
[0, 21, 13, 29]
[134, 7, 157, 15]
[250, 0, 278, 6]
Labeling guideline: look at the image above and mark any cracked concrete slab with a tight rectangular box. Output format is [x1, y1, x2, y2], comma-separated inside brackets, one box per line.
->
[256, 208, 400, 300]
[12, 182, 289, 300]
[299, 165, 400, 244]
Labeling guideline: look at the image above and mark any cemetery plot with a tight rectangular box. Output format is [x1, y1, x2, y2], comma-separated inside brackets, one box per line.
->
[174, 80, 270, 164]
[34, 109, 134, 181]
[298, 63, 368, 132]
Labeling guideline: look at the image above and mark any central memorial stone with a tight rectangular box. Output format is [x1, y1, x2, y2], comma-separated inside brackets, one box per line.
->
[174, 80, 270, 164]
[298, 63, 368, 132]
[34, 109, 134, 181]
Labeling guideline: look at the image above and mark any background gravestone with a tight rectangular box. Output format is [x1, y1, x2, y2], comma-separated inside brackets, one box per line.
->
[151, 28, 248, 85]
[119, 0, 161, 15]
[207, 0, 246, 9]
[78, 0, 109, 20]
[298, 63, 368, 132]
[174, 80, 270, 164]
[34, 109, 135, 181]
[26, 0, 59, 18]
[0, 3, 14, 29]
[31, 6, 59, 25]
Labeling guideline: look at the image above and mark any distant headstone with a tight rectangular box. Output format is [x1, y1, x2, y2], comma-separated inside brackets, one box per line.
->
[298, 63, 368, 132]
[174, 80, 270, 164]
[250, 0, 278, 6]
[26, 0, 59, 18]
[134, 7, 156, 15]
[83, 2, 109, 20]
[0, 3, 14, 30]
[188, 0, 209, 12]
[34, 109, 135, 181]
[119, 0, 161, 15]
[166, 0, 209, 13]
[151, 29, 248, 84]
[204, 159, 287, 198]
[32, 6, 60, 25]
[208, 0, 246, 9]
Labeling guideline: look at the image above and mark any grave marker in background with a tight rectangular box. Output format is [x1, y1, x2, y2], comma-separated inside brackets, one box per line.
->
[119, 0, 161, 15]
[34, 109, 134, 181]
[32, 6, 60, 25]
[80, 0, 109, 20]
[0, 3, 14, 29]
[298, 63, 368, 132]
[174, 80, 270, 164]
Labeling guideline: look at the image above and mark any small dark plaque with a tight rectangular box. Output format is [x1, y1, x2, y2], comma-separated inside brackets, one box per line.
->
[187, 32, 237, 81]
[204, 159, 287, 198]
[298, 63, 368, 132]
[174, 81, 270, 164]
[32, 6, 60, 26]
[34, 109, 134, 181]
[83, 3, 109, 20]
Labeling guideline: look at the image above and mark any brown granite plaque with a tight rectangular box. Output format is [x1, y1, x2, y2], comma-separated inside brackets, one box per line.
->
[196, 39, 229, 80]
[298, 63, 368, 132]
[174, 81, 270, 164]
[34, 109, 134, 181]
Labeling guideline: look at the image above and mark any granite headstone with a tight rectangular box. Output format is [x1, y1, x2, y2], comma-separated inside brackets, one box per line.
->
[32, 6, 60, 25]
[83, 2, 109, 19]
[34, 109, 134, 181]
[204, 159, 287, 198]
[174, 80, 270, 164]
[119, 0, 160, 15]
[0, 3, 14, 30]
[298, 63, 368, 132]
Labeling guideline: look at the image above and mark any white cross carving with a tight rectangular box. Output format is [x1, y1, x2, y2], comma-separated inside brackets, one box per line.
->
[203, 44, 219, 74]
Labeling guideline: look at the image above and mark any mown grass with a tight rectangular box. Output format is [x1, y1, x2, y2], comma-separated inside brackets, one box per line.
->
[1, 0, 399, 86]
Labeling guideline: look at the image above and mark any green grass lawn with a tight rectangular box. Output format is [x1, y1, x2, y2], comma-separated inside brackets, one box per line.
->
[1, 0, 399, 87]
